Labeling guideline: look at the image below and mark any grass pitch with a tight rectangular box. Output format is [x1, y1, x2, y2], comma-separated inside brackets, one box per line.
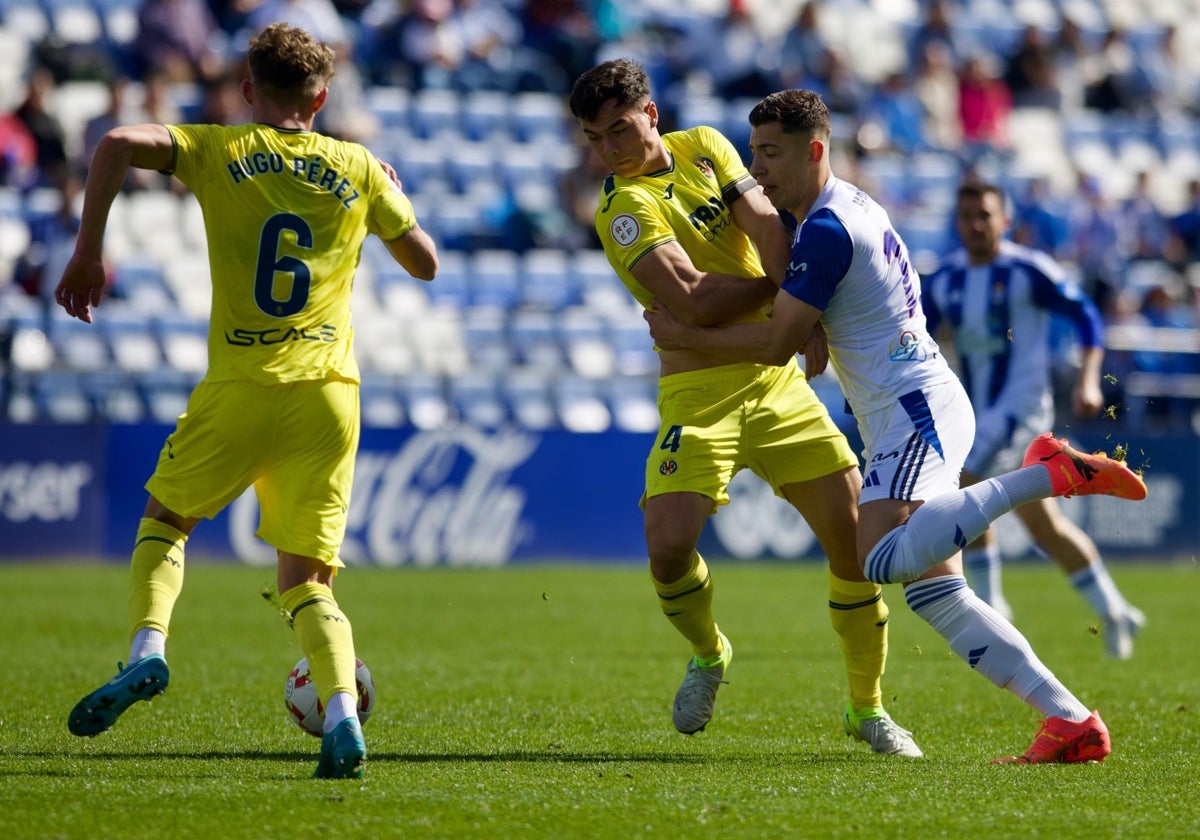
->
[1, 560, 1196, 839]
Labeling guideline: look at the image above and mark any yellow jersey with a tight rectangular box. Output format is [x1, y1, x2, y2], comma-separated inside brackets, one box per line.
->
[594, 124, 766, 320]
[165, 122, 417, 385]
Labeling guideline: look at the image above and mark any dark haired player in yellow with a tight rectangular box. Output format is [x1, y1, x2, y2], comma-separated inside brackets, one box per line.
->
[57, 22, 438, 780]
[568, 59, 921, 756]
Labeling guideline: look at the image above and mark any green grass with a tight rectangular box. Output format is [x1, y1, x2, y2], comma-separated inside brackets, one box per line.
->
[1, 561, 1197, 839]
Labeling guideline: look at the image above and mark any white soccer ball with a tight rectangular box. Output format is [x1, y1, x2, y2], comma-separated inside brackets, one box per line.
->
[284, 656, 376, 737]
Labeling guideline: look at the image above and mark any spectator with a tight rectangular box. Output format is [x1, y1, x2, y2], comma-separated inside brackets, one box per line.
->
[1167, 178, 1200, 267]
[1082, 28, 1138, 114]
[958, 54, 1011, 159]
[1118, 170, 1169, 262]
[1003, 25, 1061, 110]
[864, 70, 928, 154]
[1011, 176, 1070, 255]
[14, 68, 70, 188]
[913, 41, 961, 152]
[690, 0, 780, 100]
[135, 0, 227, 84]
[1064, 171, 1125, 316]
[778, 1, 827, 89]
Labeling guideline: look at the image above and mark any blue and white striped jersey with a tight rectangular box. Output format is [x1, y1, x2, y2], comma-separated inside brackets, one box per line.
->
[922, 239, 1103, 420]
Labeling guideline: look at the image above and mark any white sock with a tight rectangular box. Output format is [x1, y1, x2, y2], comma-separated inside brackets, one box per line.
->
[129, 628, 166, 662]
[962, 545, 1004, 606]
[1068, 564, 1125, 623]
[865, 479, 1014, 583]
[904, 575, 1090, 720]
[322, 691, 358, 733]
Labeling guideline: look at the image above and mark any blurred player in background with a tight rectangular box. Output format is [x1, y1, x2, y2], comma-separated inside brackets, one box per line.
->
[645, 89, 1147, 763]
[58, 22, 438, 779]
[569, 58, 923, 757]
[923, 180, 1145, 658]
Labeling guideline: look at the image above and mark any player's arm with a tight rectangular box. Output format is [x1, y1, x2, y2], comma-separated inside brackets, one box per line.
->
[629, 242, 776, 327]
[729, 181, 790, 285]
[56, 123, 174, 322]
[1029, 257, 1105, 416]
[383, 224, 438, 281]
[646, 289, 821, 366]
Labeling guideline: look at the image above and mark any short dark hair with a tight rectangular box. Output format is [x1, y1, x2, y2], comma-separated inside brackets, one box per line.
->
[748, 90, 831, 140]
[957, 179, 1009, 213]
[247, 22, 336, 105]
[568, 59, 650, 122]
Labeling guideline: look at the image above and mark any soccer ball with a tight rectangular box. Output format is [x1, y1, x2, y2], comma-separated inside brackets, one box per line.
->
[284, 656, 375, 737]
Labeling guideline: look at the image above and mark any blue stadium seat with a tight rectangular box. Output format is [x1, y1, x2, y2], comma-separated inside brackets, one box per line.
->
[410, 89, 462, 140]
[607, 374, 659, 433]
[469, 249, 521, 310]
[448, 371, 509, 427]
[555, 373, 611, 432]
[558, 305, 613, 379]
[461, 90, 513, 143]
[400, 371, 451, 430]
[359, 372, 406, 428]
[462, 305, 513, 374]
[502, 367, 558, 431]
[509, 309, 564, 372]
[519, 248, 577, 311]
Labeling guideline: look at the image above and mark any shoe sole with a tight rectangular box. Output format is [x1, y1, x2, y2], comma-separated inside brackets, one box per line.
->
[68, 658, 169, 737]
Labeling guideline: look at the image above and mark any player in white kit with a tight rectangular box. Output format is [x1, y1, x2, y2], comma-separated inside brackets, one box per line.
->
[645, 89, 1147, 764]
[923, 180, 1145, 658]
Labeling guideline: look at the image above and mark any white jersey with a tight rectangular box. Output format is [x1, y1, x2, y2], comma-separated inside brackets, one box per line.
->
[781, 175, 957, 417]
[922, 239, 1104, 424]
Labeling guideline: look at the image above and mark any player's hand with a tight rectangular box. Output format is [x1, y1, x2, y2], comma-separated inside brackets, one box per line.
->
[644, 300, 686, 350]
[801, 319, 829, 378]
[376, 157, 403, 191]
[1072, 379, 1104, 418]
[55, 254, 106, 323]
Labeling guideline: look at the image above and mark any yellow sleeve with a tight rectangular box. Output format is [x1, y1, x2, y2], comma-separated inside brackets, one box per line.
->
[595, 184, 674, 275]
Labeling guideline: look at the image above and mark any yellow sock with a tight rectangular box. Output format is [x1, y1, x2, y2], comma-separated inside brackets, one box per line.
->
[127, 518, 187, 639]
[280, 581, 357, 706]
[652, 552, 723, 661]
[828, 570, 888, 712]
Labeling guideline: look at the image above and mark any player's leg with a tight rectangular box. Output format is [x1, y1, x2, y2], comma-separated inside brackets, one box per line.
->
[264, 378, 364, 778]
[781, 469, 923, 757]
[644, 367, 743, 734]
[751, 360, 920, 755]
[69, 381, 248, 737]
[958, 472, 1011, 620]
[1014, 498, 1145, 658]
[862, 405, 1145, 586]
[855, 387, 1110, 762]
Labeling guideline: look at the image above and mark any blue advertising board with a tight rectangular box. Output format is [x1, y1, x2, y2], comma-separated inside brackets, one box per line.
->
[0, 423, 1194, 565]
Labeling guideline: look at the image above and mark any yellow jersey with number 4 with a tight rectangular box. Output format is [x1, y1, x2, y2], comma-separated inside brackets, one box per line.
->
[165, 122, 417, 385]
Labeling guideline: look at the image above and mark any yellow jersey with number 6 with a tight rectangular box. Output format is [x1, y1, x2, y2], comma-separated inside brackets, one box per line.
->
[165, 122, 417, 385]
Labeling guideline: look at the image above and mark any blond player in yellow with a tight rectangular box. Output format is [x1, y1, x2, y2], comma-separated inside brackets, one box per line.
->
[57, 23, 438, 780]
[568, 59, 921, 756]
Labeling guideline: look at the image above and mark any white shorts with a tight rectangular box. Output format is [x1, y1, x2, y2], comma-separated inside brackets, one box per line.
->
[856, 379, 975, 505]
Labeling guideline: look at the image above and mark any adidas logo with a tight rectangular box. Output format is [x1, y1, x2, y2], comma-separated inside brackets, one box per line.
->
[863, 470, 881, 488]
[953, 525, 968, 549]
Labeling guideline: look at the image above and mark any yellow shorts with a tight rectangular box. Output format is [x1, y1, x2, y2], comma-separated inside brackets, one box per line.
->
[644, 359, 857, 510]
[146, 378, 360, 565]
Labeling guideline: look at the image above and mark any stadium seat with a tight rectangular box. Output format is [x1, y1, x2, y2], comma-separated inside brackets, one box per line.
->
[408, 308, 468, 375]
[34, 371, 93, 423]
[502, 367, 558, 430]
[422, 249, 470, 310]
[46, 308, 110, 372]
[355, 310, 418, 375]
[154, 312, 208, 376]
[448, 370, 509, 427]
[509, 309, 565, 372]
[400, 371, 451, 429]
[462, 304, 513, 374]
[138, 367, 192, 424]
[410, 88, 462, 140]
[608, 313, 658, 377]
[444, 140, 497, 195]
[364, 85, 412, 132]
[559, 305, 614, 379]
[461, 90, 513, 143]
[555, 373, 611, 433]
[607, 374, 660, 433]
[519, 248, 577, 311]
[360, 372, 406, 428]
[510, 92, 567, 143]
[469, 249, 522, 310]
[572, 249, 631, 318]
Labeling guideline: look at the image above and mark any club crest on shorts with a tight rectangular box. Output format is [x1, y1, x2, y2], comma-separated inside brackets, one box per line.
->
[659, 459, 678, 475]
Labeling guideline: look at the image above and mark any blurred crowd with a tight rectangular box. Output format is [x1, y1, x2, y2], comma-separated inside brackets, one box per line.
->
[3, 0, 1200, 429]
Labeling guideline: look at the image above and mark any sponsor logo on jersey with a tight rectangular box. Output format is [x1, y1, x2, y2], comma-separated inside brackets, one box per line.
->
[611, 214, 640, 247]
